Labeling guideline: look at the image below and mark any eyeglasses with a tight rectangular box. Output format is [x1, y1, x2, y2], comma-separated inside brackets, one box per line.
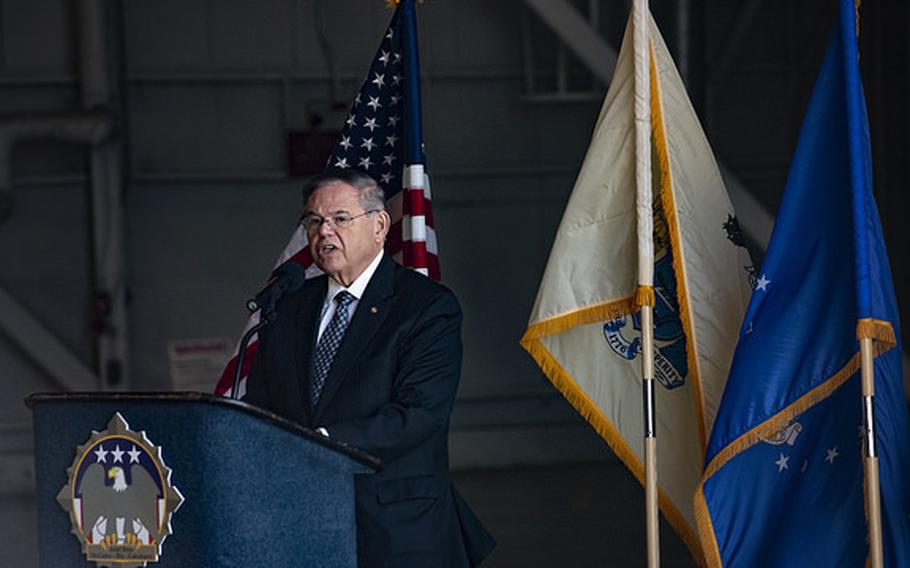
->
[301, 210, 379, 232]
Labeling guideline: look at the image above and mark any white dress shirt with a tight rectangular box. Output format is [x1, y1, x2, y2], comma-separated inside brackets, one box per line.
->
[313, 249, 384, 438]
[316, 248, 384, 343]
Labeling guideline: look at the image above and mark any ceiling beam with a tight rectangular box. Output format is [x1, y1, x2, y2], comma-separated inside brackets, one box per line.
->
[522, 0, 617, 84]
[0, 285, 98, 391]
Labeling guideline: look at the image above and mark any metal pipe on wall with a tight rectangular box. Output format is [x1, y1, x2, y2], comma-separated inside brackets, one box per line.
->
[676, 0, 689, 85]
[79, 0, 110, 109]
[80, 0, 130, 390]
[0, 111, 112, 221]
[0, 3, 122, 394]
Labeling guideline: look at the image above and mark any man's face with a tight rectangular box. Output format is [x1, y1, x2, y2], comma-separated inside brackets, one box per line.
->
[305, 182, 389, 287]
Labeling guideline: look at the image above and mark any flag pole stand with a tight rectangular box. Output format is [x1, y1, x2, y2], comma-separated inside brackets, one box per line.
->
[641, 304, 659, 568]
[860, 336, 883, 568]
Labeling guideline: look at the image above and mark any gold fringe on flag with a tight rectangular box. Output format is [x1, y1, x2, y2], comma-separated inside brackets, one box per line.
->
[856, 318, 896, 345]
[520, 296, 637, 342]
[855, 0, 861, 37]
[636, 285, 655, 308]
[647, 42, 710, 455]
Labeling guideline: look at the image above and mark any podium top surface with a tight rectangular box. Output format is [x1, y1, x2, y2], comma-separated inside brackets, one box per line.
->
[26, 391, 381, 470]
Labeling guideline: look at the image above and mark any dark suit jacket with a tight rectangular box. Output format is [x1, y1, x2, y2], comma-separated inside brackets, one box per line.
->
[246, 254, 495, 567]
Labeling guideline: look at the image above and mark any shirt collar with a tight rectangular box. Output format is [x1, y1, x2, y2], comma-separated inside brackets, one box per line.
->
[326, 249, 384, 302]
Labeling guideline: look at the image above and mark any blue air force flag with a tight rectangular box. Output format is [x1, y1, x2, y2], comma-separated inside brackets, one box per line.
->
[694, 1, 910, 566]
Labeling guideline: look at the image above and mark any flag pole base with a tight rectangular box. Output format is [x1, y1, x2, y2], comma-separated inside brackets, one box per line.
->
[860, 337, 883, 568]
[641, 304, 659, 568]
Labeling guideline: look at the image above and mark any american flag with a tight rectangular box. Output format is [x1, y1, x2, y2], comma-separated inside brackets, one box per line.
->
[214, 0, 437, 397]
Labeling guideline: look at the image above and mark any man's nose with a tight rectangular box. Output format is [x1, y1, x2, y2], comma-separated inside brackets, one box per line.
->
[317, 219, 336, 236]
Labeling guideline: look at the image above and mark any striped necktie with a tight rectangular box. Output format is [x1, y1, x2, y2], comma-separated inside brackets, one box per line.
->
[311, 291, 355, 405]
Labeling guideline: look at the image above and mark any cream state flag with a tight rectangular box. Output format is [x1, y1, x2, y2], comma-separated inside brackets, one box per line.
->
[520, 10, 753, 562]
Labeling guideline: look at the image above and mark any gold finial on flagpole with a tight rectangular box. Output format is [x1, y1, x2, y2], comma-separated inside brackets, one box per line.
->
[855, 0, 861, 37]
[386, 0, 424, 7]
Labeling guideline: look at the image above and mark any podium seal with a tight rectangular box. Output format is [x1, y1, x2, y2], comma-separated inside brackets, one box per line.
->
[56, 412, 184, 567]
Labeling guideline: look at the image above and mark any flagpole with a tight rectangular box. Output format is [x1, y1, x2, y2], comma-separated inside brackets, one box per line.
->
[860, 336, 884, 568]
[642, 306, 659, 567]
[632, 0, 659, 566]
[849, 2, 884, 565]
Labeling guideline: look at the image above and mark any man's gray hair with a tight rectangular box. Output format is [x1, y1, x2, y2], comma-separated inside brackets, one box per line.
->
[302, 168, 386, 212]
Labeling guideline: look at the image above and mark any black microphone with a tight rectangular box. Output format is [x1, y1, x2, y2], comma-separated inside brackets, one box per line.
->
[246, 262, 306, 317]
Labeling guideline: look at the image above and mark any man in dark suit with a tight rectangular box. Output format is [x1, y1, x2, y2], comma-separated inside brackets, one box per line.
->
[246, 168, 494, 567]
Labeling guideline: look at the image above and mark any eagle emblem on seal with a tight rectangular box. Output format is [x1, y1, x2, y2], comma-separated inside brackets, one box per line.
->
[56, 413, 184, 568]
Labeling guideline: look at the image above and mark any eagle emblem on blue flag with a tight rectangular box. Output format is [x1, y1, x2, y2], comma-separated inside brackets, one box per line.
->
[56, 413, 184, 568]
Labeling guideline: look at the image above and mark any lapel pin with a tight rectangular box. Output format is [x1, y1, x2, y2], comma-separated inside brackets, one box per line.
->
[370, 306, 378, 314]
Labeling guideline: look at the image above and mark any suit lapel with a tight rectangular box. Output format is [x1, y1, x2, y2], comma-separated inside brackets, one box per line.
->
[312, 255, 396, 423]
[291, 277, 326, 425]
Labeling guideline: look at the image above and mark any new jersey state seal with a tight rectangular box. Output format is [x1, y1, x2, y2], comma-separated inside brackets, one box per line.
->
[56, 413, 184, 568]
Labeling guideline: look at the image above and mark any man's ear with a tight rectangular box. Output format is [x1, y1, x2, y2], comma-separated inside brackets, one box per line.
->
[376, 210, 391, 241]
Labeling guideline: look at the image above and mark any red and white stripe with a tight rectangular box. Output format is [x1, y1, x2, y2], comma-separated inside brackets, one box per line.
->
[388, 164, 439, 279]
